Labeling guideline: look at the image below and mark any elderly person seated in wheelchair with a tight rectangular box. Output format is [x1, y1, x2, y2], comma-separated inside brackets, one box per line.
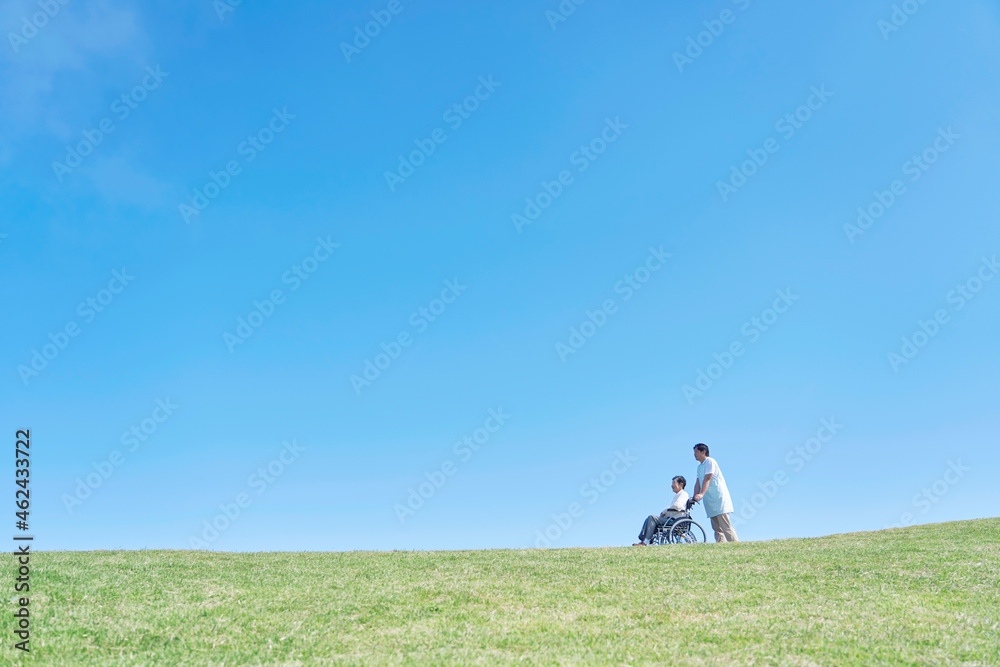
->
[633, 476, 689, 546]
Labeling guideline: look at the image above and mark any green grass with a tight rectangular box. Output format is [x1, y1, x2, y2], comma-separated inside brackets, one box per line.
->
[6, 519, 999, 665]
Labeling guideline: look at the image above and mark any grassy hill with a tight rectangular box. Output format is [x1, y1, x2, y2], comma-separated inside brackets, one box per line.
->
[7, 518, 999, 665]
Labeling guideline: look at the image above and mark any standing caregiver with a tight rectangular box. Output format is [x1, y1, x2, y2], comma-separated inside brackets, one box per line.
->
[692, 443, 739, 543]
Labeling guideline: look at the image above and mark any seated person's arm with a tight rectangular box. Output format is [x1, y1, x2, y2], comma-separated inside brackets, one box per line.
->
[661, 491, 687, 516]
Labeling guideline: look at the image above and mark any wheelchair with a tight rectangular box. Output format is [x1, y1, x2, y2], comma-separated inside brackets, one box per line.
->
[648, 506, 707, 545]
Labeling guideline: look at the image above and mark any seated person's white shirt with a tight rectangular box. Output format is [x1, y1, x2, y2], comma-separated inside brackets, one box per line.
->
[662, 490, 689, 515]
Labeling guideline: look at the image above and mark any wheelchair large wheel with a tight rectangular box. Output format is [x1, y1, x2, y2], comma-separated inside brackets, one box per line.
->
[669, 519, 706, 544]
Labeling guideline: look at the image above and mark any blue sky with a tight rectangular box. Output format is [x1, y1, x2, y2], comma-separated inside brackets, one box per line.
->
[2, 0, 998, 551]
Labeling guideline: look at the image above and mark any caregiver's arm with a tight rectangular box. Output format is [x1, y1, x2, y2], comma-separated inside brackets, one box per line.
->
[694, 473, 712, 501]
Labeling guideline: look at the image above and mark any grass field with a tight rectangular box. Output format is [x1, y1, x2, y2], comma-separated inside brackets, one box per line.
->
[6, 518, 999, 665]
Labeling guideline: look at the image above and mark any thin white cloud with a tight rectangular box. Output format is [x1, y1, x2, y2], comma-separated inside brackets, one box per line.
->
[85, 152, 176, 209]
[0, 1, 165, 211]
[1, 0, 146, 130]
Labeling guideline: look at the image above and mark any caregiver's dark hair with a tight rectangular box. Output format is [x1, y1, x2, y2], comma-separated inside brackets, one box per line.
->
[693, 443, 710, 456]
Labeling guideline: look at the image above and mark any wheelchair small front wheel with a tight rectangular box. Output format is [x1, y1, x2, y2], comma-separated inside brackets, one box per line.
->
[669, 519, 706, 544]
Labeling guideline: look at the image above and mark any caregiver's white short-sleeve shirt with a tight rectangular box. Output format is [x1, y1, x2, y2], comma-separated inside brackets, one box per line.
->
[697, 456, 734, 518]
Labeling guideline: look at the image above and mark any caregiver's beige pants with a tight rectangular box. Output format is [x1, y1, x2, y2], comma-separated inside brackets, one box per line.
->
[710, 513, 739, 543]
